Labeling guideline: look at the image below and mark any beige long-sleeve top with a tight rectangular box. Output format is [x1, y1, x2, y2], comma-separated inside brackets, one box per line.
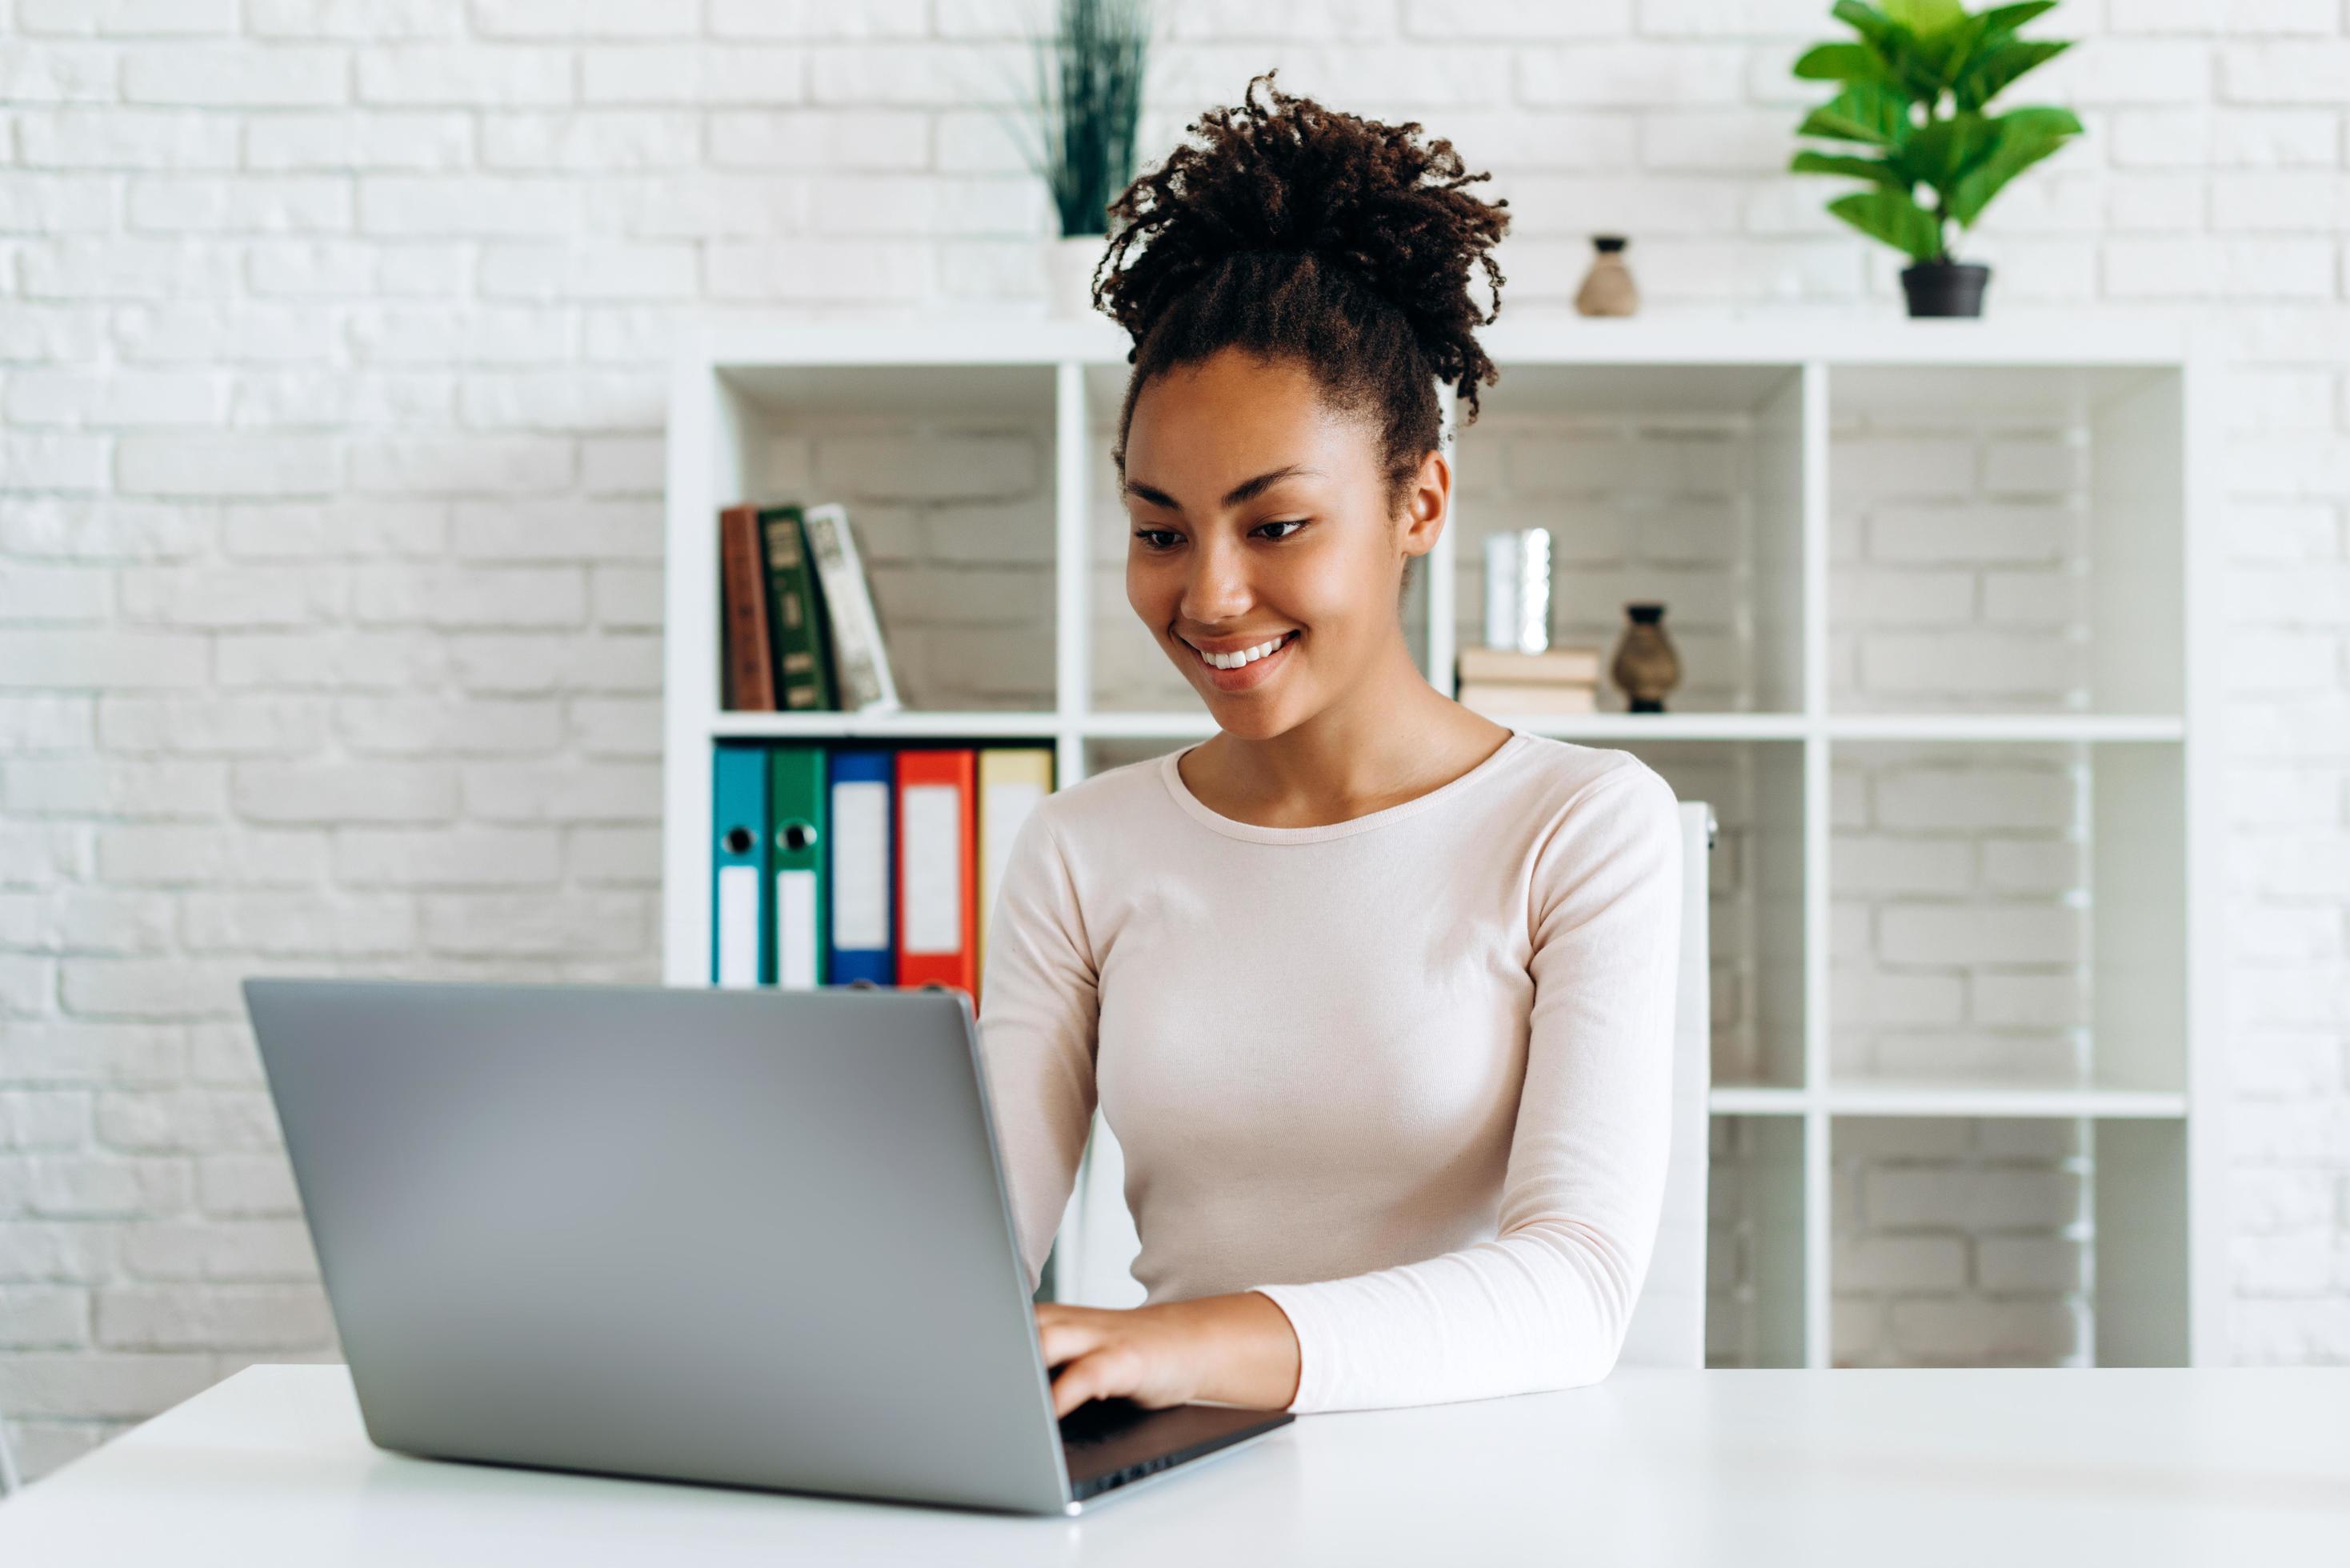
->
[973, 726, 1684, 1414]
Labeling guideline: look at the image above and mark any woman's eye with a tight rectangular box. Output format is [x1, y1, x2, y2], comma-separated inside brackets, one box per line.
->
[1131, 520, 1307, 550]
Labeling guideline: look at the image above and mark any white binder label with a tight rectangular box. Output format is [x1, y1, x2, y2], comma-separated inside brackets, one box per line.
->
[715, 863, 759, 988]
[776, 868, 817, 990]
[902, 782, 961, 955]
[831, 781, 887, 950]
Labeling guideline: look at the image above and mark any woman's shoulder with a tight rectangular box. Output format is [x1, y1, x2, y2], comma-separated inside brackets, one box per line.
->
[1501, 731, 1678, 821]
[1022, 747, 1182, 850]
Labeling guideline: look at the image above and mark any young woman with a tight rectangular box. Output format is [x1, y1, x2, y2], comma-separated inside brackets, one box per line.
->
[977, 71, 1685, 1419]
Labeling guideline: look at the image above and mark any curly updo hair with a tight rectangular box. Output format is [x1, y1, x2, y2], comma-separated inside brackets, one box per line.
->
[1094, 69, 1511, 562]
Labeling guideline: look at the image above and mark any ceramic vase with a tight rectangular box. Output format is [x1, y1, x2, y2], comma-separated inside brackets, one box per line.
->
[1575, 235, 1639, 318]
[1610, 602, 1681, 713]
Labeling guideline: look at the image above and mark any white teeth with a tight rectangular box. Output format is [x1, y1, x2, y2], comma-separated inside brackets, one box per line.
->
[1196, 633, 1288, 670]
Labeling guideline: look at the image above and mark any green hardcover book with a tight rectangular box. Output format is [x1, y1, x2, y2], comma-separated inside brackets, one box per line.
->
[769, 745, 829, 990]
[758, 505, 835, 711]
[799, 510, 841, 711]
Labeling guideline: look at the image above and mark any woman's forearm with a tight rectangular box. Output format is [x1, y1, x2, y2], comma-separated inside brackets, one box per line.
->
[1168, 1290, 1303, 1410]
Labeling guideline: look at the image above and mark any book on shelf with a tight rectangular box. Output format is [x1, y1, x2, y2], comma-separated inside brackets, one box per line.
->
[718, 500, 900, 714]
[1456, 644, 1602, 686]
[1454, 643, 1603, 715]
[718, 505, 775, 713]
[1455, 680, 1599, 715]
[710, 738, 1054, 1009]
[759, 504, 833, 711]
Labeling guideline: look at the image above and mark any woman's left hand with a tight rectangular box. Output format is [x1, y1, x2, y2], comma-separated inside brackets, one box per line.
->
[1034, 1292, 1302, 1418]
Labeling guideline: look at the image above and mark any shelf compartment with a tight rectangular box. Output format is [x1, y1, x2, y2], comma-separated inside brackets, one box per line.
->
[1451, 362, 1807, 716]
[703, 360, 1059, 717]
[1826, 362, 2185, 720]
[1707, 1114, 1808, 1369]
[1830, 1114, 2092, 1369]
[1618, 740, 1807, 1095]
[1829, 738, 2187, 1099]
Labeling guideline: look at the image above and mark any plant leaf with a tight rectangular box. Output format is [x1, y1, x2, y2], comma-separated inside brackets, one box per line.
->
[1793, 42, 1888, 81]
[1883, 0, 1964, 29]
[1828, 188, 1946, 260]
[1989, 103, 2085, 142]
[1944, 110, 2082, 226]
[1955, 37, 2069, 111]
[1830, 0, 1898, 46]
[1976, 1, 2060, 31]
[1884, 0, 1964, 35]
[1796, 80, 1915, 147]
[1790, 150, 1909, 188]
[1829, 1, 1943, 98]
[1894, 111, 2001, 192]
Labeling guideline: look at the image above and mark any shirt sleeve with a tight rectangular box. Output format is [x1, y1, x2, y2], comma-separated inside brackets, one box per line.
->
[1247, 761, 1685, 1414]
[973, 805, 1101, 1298]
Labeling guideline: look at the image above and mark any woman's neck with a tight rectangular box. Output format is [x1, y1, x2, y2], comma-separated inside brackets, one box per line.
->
[1181, 642, 1513, 830]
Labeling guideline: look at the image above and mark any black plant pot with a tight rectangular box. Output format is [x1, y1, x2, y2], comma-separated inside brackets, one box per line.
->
[1901, 260, 1991, 318]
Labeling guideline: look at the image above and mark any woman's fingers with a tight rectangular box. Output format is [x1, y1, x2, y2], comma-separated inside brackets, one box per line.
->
[1034, 1306, 1103, 1370]
[1049, 1358, 1096, 1418]
[1051, 1346, 1141, 1418]
[1031, 1304, 1177, 1418]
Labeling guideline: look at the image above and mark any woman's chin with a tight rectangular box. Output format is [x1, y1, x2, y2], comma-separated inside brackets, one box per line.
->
[1206, 705, 1294, 739]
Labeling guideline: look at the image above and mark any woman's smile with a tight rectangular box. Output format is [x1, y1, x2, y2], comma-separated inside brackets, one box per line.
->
[1183, 629, 1299, 692]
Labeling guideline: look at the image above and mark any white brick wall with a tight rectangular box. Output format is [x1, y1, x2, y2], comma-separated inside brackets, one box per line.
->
[4, 0, 2348, 1480]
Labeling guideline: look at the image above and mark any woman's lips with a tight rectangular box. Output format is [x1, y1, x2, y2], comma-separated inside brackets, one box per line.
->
[1187, 630, 1297, 693]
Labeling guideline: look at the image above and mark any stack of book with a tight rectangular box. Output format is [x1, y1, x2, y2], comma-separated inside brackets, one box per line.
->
[719, 501, 901, 714]
[1454, 644, 1604, 714]
[711, 741, 1054, 1008]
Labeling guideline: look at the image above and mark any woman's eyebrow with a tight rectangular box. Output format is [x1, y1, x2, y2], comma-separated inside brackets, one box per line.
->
[1123, 463, 1327, 513]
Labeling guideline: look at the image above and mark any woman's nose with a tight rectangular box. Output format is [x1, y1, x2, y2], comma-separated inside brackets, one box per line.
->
[1178, 536, 1251, 623]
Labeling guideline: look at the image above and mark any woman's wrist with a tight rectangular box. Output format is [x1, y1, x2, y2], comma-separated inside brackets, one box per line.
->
[1165, 1290, 1302, 1410]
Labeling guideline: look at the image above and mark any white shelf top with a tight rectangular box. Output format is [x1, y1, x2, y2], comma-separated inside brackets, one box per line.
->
[1711, 1081, 2189, 1119]
[703, 710, 2187, 745]
[680, 313, 2193, 373]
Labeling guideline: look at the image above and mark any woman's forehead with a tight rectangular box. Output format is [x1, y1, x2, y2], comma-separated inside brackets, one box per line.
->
[1124, 354, 1371, 486]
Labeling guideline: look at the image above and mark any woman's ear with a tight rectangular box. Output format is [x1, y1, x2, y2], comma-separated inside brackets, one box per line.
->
[1395, 447, 1450, 560]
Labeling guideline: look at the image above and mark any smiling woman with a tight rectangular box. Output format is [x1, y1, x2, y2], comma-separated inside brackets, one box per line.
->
[975, 69, 1686, 1422]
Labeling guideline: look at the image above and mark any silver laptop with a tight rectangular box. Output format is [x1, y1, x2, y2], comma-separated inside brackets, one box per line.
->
[243, 975, 1292, 1516]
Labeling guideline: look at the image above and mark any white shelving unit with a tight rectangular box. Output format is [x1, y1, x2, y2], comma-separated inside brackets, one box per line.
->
[663, 316, 2221, 1370]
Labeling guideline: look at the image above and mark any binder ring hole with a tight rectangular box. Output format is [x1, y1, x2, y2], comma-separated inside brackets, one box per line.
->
[723, 826, 754, 855]
[779, 822, 816, 854]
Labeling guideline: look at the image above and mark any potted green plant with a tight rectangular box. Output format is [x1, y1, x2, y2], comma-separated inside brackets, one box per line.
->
[1002, 0, 1153, 318]
[1788, 0, 2083, 317]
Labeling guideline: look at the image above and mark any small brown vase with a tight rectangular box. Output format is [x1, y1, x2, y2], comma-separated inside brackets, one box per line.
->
[1611, 602, 1681, 713]
[1575, 235, 1639, 318]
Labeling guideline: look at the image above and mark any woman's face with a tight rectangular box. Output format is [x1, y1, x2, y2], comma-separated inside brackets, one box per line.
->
[1120, 347, 1443, 738]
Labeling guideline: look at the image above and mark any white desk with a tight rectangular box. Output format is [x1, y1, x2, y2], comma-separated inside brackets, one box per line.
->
[2, 1365, 2343, 1565]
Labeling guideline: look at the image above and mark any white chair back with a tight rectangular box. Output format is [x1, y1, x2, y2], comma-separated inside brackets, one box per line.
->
[1052, 799, 1716, 1375]
[1615, 800, 1714, 1369]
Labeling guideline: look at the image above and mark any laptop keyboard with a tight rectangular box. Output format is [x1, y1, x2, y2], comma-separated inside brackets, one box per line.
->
[1059, 1396, 1184, 1494]
[1058, 1394, 1302, 1502]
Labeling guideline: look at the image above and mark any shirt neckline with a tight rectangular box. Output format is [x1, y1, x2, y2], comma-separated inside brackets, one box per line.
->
[1159, 728, 1531, 844]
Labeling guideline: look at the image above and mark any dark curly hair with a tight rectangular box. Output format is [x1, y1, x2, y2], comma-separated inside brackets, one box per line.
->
[1094, 69, 1510, 566]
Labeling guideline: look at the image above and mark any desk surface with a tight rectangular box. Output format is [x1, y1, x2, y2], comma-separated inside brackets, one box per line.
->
[2, 1365, 2344, 1566]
